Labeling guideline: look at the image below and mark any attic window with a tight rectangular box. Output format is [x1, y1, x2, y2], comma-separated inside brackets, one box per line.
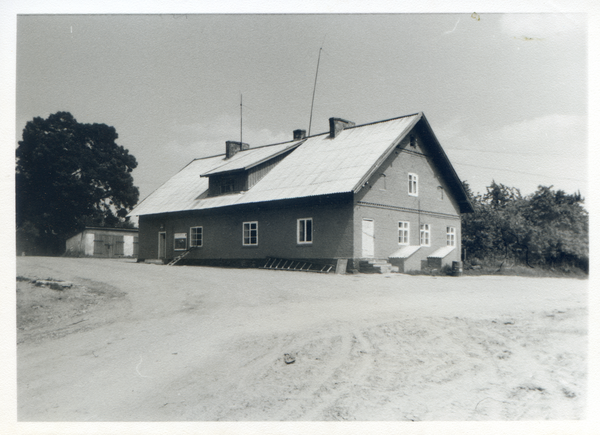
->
[408, 173, 418, 196]
[220, 178, 235, 194]
[410, 135, 417, 148]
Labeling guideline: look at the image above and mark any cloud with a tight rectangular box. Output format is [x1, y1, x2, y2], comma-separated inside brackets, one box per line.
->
[167, 114, 290, 161]
[499, 14, 584, 40]
[490, 114, 585, 154]
[442, 113, 587, 197]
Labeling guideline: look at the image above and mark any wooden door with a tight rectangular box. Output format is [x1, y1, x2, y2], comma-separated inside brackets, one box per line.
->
[158, 232, 166, 259]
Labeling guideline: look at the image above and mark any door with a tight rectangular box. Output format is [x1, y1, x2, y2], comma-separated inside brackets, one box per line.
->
[158, 232, 166, 259]
[94, 234, 110, 257]
[362, 219, 375, 257]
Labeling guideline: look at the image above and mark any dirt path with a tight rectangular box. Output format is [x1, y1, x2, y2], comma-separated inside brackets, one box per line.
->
[16, 257, 587, 421]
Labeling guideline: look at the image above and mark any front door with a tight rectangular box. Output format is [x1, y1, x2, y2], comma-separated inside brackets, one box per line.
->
[362, 219, 375, 257]
[158, 232, 166, 259]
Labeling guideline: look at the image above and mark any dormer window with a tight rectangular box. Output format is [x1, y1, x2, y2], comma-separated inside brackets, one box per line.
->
[220, 178, 235, 194]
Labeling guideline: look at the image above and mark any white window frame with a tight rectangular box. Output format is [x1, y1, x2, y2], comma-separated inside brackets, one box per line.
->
[420, 224, 430, 247]
[446, 226, 456, 247]
[398, 221, 409, 245]
[243, 221, 258, 246]
[408, 173, 418, 197]
[174, 232, 187, 251]
[190, 226, 203, 247]
[297, 218, 313, 244]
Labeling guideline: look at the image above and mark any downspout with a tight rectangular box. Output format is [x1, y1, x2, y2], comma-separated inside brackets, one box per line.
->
[418, 199, 421, 244]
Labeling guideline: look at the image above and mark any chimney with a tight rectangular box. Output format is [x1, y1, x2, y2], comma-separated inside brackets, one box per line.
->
[293, 129, 306, 140]
[329, 117, 355, 138]
[225, 141, 249, 159]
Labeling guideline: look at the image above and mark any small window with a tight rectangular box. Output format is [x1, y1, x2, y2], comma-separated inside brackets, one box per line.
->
[379, 173, 387, 191]
[220, 178, 235, 194]
[420, 224, 430, 246]
[297, 218, 313, 244]
[408, 173, 418, 196]
[446, 226, 456, 247]
[398, 221, 409, 245]
[190, 226, 203, 247]
[410, 134, 417, 148]
[438, 186, 444, 200]
[174, 233, 187, 251]
[243, 221, 258, 246]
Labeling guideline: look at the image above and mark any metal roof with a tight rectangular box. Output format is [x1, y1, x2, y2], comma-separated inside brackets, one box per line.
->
[427, 245, 456, 258]
[129, 113, 472, 217]
[389, 245, 421, 259]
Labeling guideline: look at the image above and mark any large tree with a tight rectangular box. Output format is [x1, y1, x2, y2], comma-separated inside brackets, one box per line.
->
[16, 112, 139, 255]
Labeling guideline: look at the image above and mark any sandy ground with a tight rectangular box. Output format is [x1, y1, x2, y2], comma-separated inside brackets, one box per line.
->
[15, 257, 587, 422]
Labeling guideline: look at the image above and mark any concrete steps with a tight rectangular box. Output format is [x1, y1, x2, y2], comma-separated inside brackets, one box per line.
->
[359, 258, 399, 274]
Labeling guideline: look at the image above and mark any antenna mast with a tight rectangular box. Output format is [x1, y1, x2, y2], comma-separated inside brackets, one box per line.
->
[240, 94, 243, 144]
[308, 47, 322, 136]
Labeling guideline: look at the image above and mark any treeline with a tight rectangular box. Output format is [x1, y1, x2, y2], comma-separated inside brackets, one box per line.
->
[461, 182, 589, 273]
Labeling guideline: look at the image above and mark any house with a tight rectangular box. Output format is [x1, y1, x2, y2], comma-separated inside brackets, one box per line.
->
[65, 227, 139, 258]
[129, 113, 473, 272]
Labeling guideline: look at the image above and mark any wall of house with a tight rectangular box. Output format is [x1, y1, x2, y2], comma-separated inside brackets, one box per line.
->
[138, 196, 354, 263]
[353, 128, 462, 270]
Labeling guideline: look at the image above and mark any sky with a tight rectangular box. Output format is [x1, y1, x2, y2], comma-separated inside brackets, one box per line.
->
[14, 12, 589, 204]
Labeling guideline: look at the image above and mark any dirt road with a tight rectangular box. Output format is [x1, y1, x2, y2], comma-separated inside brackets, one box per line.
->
[16, 257, 587, 421]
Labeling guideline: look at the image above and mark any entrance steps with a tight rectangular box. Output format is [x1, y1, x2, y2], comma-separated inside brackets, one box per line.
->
[359, 258, 399, 274]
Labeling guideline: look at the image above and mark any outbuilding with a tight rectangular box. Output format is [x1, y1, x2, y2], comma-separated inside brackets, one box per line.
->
[65, 227, 139, 258]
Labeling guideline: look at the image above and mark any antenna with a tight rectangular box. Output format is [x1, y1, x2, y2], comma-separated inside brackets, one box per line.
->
[240, 94, 243, 144]
[308, 47, 323, 136]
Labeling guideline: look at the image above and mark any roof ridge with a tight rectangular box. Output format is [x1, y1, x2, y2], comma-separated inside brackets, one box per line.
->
[191, 138, 302, 163]
[344, 112, 422, 131]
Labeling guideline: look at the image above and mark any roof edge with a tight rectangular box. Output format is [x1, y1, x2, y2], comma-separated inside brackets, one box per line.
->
[352, 112, 423, 193]
[417, 114, 474, 213]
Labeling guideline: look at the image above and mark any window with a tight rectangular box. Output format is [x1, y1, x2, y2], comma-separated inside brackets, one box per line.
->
[447, 226, 456, 247]
[174, 233, 187, 250]
[243, 222, 258, 245]
[398, 221, 409, 245]
[408, 173, 418, 196]
[410, 134, 417, 148]
[420, 224, 430, 246]
[220, 178, 235, 194]
[438, 186, 444, 200]
[190, 226, 203, 247]
[297, 218, 313, 244]
[379, 173, 387, 191]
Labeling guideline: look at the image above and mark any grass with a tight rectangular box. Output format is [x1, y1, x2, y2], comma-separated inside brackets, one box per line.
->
[403, 262, 588, 279]
[462, 262, 588, 279]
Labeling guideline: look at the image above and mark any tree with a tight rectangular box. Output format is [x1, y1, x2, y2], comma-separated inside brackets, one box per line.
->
[461, 180, 588, 272]
[16, 112, 139, 255]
